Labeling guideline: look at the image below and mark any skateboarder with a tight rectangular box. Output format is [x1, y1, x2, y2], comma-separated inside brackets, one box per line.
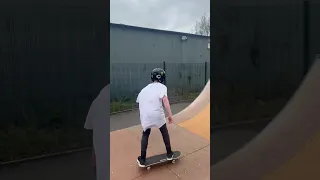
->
[136, 68, 174, 167]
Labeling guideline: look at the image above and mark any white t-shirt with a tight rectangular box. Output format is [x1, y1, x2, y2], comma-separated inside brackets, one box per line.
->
[136, 82, 167, 131]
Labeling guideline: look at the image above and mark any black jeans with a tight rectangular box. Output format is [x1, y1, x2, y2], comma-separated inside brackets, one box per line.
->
[141, 124, 172, 159]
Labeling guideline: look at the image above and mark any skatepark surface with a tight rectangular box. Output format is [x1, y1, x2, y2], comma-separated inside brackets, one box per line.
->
[6, 55, 320, 180]
[212, 58, 320, 180]
[110, 81, 210, 180]
[0, 100, 211, 180]
[178, 104, 210, 140]
[0, 103, 189, 180]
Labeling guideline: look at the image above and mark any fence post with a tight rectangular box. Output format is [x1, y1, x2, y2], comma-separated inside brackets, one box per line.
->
[163, 61, 166, 85]
[204, 61, 207, 85]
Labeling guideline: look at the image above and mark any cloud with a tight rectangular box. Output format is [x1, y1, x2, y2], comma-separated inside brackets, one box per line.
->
[110, 0, 210, 33]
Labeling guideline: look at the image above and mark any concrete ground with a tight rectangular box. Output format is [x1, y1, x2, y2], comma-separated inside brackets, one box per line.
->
[0, 102, 271, 180]
[110, 123, 210, 180]
[110, 102, 210, 180]
[0, 103, 190, 180]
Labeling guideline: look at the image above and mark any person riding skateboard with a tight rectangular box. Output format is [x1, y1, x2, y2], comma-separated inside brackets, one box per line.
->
[136, 68, 174, 167]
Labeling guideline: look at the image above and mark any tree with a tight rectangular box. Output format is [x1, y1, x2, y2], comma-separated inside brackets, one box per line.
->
[192, 13, 210, 36]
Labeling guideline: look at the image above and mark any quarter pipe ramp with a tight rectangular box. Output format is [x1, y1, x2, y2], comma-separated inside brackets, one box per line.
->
[110, 80, 211, 179]
[211, 58, 320, 180]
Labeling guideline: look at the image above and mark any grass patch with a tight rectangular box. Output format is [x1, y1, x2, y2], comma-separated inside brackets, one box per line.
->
[111, 101, 136, 112]
[187, 92, 200, 99]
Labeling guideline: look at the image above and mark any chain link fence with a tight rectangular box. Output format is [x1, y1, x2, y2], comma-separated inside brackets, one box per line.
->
[110, 62, 210, 112]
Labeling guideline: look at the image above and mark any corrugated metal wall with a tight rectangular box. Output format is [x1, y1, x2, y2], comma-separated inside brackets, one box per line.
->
[110, 24, 210, 100]
[0, 6, 108, 162]
[110, 62, 210, 100]
[0, 7, 107, 129]
[110, 24, 210, 63]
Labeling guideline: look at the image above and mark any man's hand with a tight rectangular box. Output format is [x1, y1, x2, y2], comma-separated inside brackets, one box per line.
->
[168, 116, 173, 124]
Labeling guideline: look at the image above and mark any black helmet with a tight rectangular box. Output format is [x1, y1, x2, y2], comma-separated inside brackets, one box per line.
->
[151, 68, 166, 83]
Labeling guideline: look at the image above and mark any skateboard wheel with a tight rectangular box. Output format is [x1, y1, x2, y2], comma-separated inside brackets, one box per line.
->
[147, 167, 151, 171]
[172, 160, 176, 164]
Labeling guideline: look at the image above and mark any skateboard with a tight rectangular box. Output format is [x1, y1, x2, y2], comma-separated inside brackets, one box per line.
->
[139, 151, 181, 171]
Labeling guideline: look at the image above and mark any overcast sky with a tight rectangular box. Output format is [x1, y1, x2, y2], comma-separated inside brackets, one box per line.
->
[110, 0, 210, 33]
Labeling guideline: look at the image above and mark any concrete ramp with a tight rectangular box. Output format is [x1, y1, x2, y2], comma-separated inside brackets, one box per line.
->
[172, 80, 210, 124]
[212, 58, 320, 180]
[110, 81, 210, 180]
[178, 103, 210, 140]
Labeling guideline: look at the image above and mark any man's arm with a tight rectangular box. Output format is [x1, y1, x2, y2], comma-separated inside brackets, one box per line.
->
[159, 86, 172, 118]
[136, 93, 140, 116]
[162, 95, 172, 117]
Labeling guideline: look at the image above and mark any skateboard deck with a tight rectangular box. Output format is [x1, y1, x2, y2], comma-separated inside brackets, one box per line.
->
[139, 151, 181, 170]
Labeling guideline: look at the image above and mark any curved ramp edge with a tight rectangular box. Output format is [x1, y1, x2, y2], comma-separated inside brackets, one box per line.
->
[172, 80, 210, 124]
[263, 130, 320, 180]
[211, 59, 320, 180]
[178, 104, 210, 140]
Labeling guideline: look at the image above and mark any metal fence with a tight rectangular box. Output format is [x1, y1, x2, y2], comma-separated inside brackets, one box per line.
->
[110, 62, 210, 101]
[0, 9, 108, 162]
[0, 58, 106, 162]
